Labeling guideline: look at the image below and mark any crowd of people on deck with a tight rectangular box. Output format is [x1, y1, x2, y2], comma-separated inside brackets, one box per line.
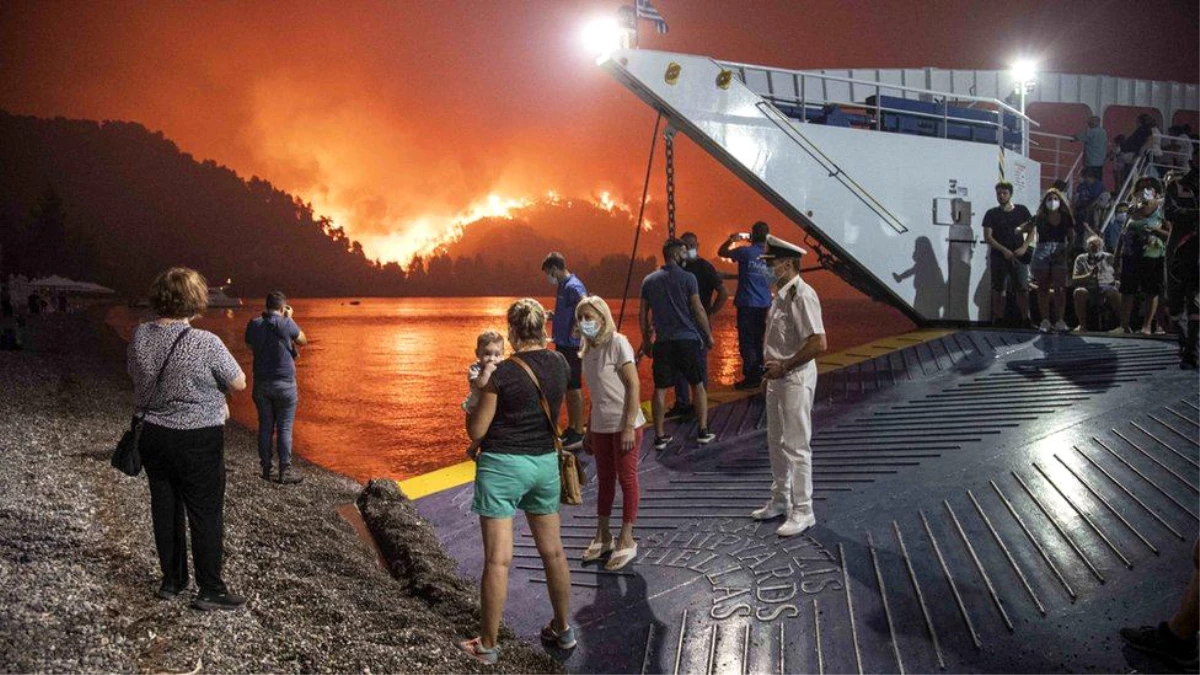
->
[986, 120, 1199, 369]
[121, 223, 829, 664]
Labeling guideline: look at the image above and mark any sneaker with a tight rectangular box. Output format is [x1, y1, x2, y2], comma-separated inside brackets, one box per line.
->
[776, 511, 817, 538]
[1107, 326, 1127, 335]
[278, 466, 303, 484]
[1053, 319, 1069, 333]
[561, 430, 585, 451]
[156, 583, 183, 600]
[653, 435, 672, 450]
[1038, 319, 1051, 333]
[751, 499, 788, 521]
[191, 590, 246, 611]
[733, 379, 762, 391]
[696, 427, 716, 444]
[664, 402, 693, 419]
[1070, 325, 1083, 334]
[1120, 622, 1199, 672]
[541, 622, 577, 650]
[458, 637, 500, 665]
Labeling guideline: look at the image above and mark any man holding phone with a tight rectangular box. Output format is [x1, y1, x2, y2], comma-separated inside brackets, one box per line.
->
[245, 291, 308, 483]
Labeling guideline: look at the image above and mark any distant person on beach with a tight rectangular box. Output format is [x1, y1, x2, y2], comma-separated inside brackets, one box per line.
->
[128, 267, 247, 611]
[462, 329, 505, 460]
[459, 298, 574, 664]
[640, 238, 716, 450]
[575, 295, 645, 571]
[667, 231, 727, 420]
[541, 252, 587, 450]
[718, 221, 772, 390]
[752, 235, 826, 538]
[244, 292, 308, 484]
[983, 181, 1033, 326]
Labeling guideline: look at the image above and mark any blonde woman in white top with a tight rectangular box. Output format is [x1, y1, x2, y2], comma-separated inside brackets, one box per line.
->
[575, 295, 646, 570]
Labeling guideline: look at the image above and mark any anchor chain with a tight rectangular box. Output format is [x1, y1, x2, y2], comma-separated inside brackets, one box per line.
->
[664, 126, 677, 240]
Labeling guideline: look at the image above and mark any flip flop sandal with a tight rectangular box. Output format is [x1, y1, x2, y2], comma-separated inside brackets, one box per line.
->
[458, 637, 500, 664]
[581, 539, 614, 562]
[605, 543, 638, 571]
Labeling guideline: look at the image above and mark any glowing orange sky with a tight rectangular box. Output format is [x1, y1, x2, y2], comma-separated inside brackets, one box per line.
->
[1, 0, 1197, 266]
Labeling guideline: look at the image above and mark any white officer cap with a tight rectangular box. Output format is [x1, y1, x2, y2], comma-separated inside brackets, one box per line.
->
[759, 234, 807, 259]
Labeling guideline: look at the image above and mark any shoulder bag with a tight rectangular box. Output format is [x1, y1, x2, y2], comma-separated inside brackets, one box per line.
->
[111, 327, 191, 477]
[509, 354, 587, 506]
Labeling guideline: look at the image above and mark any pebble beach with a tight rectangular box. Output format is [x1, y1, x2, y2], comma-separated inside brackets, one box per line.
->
[0, 310, 561, 674]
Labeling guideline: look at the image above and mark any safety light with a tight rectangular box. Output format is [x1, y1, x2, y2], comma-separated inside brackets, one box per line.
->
[581, 17, 624, 63]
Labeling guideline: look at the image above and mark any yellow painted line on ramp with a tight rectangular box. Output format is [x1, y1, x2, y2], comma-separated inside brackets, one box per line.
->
[407, 328, 957, 499]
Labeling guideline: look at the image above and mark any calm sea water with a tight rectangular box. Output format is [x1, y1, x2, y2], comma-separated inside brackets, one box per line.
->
[105, 296, 913, 482]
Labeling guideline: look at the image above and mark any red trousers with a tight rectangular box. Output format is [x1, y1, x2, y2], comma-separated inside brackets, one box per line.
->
[590, 429, 642, 523]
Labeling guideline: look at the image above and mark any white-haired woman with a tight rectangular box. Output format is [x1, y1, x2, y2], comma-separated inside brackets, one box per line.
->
[575, 295, 645, 571]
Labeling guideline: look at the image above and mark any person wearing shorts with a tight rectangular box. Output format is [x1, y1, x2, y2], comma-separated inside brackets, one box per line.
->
[982, 181, 1034, 326]
[460, 298, 575, 663]
[1020, 188, 1075, 332]
[1071, 236, 1121, 332]
[1116, 178, 1170, 334]
[639, 238, 716, 450]
[541, 252, 587, 450]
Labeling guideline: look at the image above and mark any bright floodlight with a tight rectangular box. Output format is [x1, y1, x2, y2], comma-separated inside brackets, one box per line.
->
[581, 17, 623, 62]
[1012, 59, 1038, 85]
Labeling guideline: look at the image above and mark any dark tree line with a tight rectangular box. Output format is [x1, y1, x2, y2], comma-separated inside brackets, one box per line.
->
[0, 110, 661, 299]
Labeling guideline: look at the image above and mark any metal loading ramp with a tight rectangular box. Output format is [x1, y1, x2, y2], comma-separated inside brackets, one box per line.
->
[416, 332, 1199, 673]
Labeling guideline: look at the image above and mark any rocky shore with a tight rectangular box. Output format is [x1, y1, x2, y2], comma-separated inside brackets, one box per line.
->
[0, 311, 561, 674]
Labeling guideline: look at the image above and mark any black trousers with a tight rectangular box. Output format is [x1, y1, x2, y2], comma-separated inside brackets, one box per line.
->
[140, 422, 227, 594]
[736, 305, 769, 380]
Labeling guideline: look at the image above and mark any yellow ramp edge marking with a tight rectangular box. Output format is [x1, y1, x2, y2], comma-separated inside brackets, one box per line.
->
[407, 328, 957, 499]
[397, 461, 476, 500]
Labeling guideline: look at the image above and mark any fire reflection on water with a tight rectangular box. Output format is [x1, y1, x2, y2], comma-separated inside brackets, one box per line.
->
[106, 296, 912, 483]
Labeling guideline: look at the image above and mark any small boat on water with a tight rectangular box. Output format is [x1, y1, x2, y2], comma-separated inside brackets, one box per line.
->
[206, 285, 243, 308]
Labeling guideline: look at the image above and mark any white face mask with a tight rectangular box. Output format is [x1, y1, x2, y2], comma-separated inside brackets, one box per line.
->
[1142, 188, 1156, 201]
[546, 273, 558, 286]
[1114, 213, 1128, 224]
[686, 248, 698, 260]
[1046, 199, 1061, 212]
[578, 319, 599, 338]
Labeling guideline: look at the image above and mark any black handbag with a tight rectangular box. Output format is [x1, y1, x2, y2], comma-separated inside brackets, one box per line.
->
[112, 327, 190, 476]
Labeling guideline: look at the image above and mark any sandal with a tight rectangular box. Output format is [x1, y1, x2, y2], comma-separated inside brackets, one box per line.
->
[541, 622, 577, 649]
[458, 637, 500, 664]
[605, 543, 638, 571]
[581, 538, 614, 562]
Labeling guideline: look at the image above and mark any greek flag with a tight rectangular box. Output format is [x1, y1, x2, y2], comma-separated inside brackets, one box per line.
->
[636, 0, 669, 34]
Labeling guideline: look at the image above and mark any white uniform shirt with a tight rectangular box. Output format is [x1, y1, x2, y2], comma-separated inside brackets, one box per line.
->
[581, 333, 647, 433]
[764, 274, 825, 379]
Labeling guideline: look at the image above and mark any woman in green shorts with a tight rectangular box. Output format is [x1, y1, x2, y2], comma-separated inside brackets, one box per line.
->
[458, 298, 575, 663]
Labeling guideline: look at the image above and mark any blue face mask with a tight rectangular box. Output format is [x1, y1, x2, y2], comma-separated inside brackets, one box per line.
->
[579, 319, 599, 338]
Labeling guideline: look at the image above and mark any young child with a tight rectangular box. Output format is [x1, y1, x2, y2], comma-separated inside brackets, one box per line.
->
[463, 330, 505, 460]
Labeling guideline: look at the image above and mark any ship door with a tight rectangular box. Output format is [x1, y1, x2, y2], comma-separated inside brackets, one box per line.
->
[936, 197, 976, 322]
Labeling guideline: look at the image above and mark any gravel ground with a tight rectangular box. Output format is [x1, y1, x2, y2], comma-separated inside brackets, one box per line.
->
[0, 311, 561, 674]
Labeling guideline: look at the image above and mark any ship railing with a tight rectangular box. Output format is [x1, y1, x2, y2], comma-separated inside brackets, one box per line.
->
[1028, 130, 1084, 193]
[717, 60, 1038, 156]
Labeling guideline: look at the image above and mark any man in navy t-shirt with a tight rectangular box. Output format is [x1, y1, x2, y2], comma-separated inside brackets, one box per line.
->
[640, 238, 716, 450]
[541, 252, 588, 450]
[718, 220, 773, 389]
[245, 291, 308, 483]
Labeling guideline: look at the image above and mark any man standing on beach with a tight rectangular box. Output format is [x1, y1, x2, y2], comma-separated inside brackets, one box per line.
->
[667, 231, 727, 419]
[752, 235, 826, 537]
[718, 221, 772, 390]
[542, 252, 587, 449]
[245, 292, 308, 483]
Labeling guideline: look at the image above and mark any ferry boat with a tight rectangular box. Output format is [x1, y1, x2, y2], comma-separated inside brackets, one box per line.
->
[408, 47, 1199, 673]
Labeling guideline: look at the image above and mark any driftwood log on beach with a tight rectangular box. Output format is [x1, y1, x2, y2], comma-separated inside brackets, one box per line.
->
[0, 310, 561, 674]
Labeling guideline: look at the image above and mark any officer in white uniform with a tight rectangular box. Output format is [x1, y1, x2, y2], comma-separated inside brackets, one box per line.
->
[750, 235, 827, 537]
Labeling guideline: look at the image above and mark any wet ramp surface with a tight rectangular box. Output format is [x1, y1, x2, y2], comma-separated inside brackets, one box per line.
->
[417, 330, 1199, 673]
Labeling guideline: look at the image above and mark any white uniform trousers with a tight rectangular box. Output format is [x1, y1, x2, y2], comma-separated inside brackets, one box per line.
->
[765, 368, 816, 515]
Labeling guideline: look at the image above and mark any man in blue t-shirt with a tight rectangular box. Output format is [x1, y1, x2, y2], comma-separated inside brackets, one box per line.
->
[245, 291, 308, 483]
[541, 252, 587, 450]
[640, 239, 716, 450]
[718, 220, 773, 389]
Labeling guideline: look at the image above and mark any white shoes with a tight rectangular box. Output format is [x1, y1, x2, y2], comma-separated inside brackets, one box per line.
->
[776, 511, 816, 537]
[750, 500, 789, 521]
[1053, 319, 1069, 333]
[1038, 319, 1052, 333]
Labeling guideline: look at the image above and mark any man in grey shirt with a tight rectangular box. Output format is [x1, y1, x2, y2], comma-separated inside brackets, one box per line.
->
[1074, 115, 1108, 185]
